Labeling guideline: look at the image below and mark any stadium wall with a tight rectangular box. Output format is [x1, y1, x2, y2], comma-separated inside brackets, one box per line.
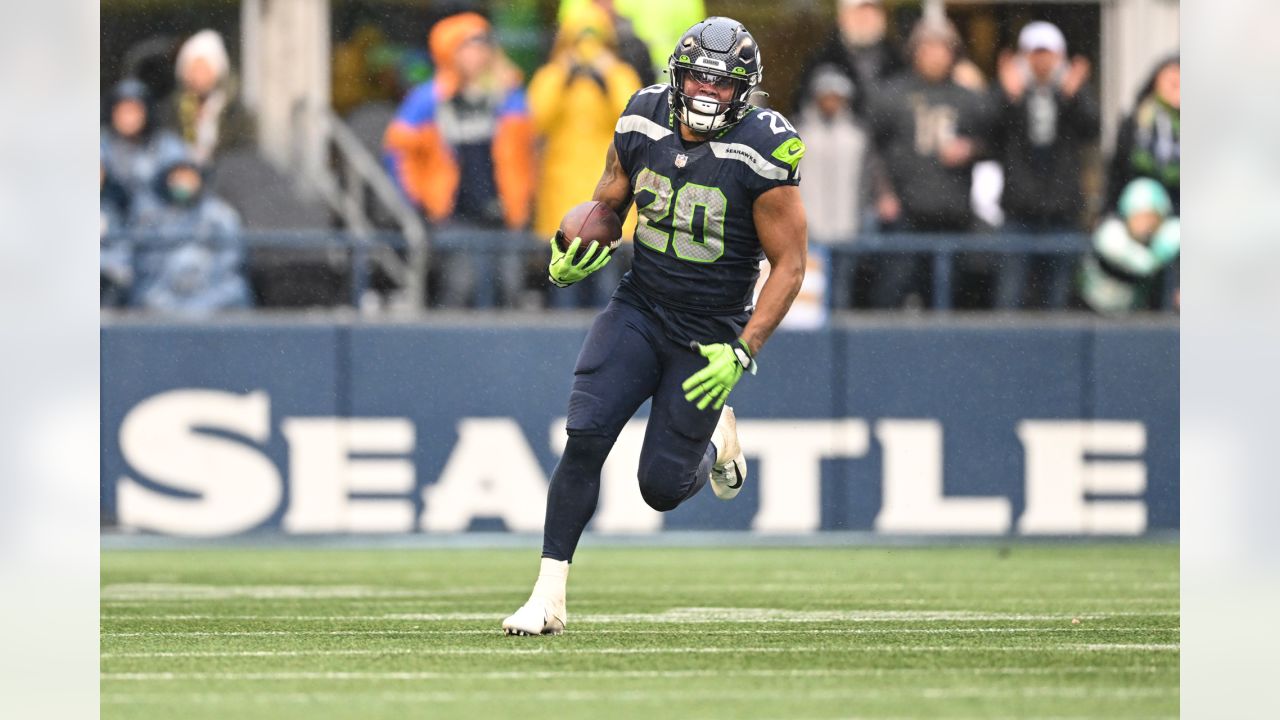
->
[100, 318, 1178, 537]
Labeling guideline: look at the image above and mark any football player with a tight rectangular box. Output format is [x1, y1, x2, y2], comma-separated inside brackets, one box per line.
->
[503, 16, 808, 636]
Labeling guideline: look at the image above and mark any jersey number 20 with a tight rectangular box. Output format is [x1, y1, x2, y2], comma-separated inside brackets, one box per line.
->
[633, 168, 727, 263]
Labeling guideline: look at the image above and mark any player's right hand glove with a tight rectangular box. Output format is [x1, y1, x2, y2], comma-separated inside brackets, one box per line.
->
[681, 339, 757, 411]
[548, 233, 612, 288]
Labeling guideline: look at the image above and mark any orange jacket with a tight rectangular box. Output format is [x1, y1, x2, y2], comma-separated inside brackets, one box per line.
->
[383, 83, 534, 227]
[382, 12, 534, 228]
[528, 4, 641, 236]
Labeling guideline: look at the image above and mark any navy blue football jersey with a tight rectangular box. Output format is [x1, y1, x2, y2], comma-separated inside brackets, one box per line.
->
[610, 85, 805, 345]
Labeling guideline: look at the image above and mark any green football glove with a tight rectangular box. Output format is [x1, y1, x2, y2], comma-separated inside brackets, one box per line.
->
[681, 339, 758, 411]
[548, 233, 612, 288]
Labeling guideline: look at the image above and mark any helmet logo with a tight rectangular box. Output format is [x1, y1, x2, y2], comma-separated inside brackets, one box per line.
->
[679, 54, 691, 63]
[732, 67, 747, 75]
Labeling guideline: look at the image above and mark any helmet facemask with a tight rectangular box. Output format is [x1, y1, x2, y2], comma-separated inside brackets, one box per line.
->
[669, 61, 757, 134]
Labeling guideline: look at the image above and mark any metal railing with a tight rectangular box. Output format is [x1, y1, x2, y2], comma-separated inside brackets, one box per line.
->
[289, 102, 429, 310]
[101, 229, 1177, 313]
[825, 232, 1092, 311]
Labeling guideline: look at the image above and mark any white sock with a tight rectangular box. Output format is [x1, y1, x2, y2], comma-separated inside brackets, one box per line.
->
[530, 557, 568, 604]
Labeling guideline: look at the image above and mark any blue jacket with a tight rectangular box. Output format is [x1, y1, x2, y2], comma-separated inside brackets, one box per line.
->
[126, 189, 251, 314]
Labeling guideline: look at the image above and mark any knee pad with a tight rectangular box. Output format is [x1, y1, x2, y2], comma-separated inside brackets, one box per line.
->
[637, 462, 687, 513]
[638, 483, 682, 513]
[558, 433, 614, 480]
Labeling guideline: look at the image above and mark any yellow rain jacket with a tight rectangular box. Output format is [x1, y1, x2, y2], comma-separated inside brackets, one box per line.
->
[528, 5, 641, 237]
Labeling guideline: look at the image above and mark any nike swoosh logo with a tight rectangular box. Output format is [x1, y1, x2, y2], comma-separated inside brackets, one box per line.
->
[788, 147, 801, 155]
[727, 463, 743, 489]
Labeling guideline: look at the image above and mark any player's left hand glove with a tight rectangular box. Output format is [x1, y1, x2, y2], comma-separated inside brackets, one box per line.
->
[548, 233, 612, 288]
[681, 339, 758, 411]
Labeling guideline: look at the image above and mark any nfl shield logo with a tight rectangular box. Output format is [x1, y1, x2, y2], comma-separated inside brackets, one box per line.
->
[675, 153, 688, 168]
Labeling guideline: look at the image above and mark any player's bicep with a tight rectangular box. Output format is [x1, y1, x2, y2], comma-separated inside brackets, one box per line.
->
[753, 185, 807, 270]
[592, 140, 634, 221]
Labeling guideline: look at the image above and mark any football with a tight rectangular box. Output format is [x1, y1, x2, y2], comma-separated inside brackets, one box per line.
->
[557, 200, 622, 260]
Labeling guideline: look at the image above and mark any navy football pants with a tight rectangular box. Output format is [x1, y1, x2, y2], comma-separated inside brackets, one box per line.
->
[541, 299, 720, 561]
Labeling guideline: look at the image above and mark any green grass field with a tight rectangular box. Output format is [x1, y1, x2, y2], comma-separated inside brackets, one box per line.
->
[101, 543, 1178, 719]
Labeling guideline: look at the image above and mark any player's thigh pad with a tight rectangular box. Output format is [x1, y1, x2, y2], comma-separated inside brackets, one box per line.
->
[565, 301, 662, 437]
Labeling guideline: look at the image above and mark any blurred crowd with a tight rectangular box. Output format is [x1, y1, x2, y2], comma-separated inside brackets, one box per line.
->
[100, 30, 252, 315]
[102, 0, 1179, 317]
[790, 0, 1179, 313]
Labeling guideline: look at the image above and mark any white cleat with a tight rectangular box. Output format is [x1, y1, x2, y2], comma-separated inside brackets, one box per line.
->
[709, 406, 747, 501]
[502, 596, 566, 636]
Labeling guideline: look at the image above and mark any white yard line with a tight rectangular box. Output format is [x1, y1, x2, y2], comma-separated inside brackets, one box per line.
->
[99, 607, 1180, 623]
[99, 640, 1177, 661]
[98, 666, 1172, 679]
[98, 683, 1176, 702]
[100, 614, 1179, 625]
[100, 643, 1178, 660]
[99, 584, 523, 601]
[98, 626, 1173, 654]
[99, 582, 1179, 600]
[102, 627, 1180, 639]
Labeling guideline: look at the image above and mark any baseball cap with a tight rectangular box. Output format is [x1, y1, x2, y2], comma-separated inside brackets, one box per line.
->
[1119, 178, 1173, 219]
[810, 66, 855, 99]
[1018, 21, 1067, 54]
[908, 16, 961, 53]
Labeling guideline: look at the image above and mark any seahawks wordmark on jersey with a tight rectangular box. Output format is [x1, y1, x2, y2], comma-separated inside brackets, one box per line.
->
[611, 85, 804, 345]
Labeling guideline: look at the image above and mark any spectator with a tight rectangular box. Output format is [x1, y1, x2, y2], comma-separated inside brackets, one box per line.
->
[993, 21, 1100, 309]
[872, 18, 991, 232]
[529, 3, 641, 308]
[560, 0, 706, 80]
[157, 30, 253, 165]
[1078, 178, 1179, 315]
[867, 17, 992, 307]
[797, 67, 871, 242]
[603, 4, 658, 88]
[128, 159, 251, 314]
[796, 0, 905, 118]
[1107, 54, 1179, 214]
[101, 78, 188, 204]
[100, 160, 133, 307]
[794, 66, 872, 308]
[383, 12, 536, 308]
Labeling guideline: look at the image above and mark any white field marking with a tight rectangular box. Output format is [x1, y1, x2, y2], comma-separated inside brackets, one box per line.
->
[101, 624, 1174, 642]
[98, 596, 1180, 610]
[99, 607, 1180, 624]
[98, 666, 1172, 679]
[93, 596, 943, 607]
[97, 609, 1177, 622]
[99, 584, 522, 601]
[97, 580, 1182, 595]
[98, 622, 1174, 635]
[99, 628, 1176, 656]
[99, 581, 1179, 600]
[99, 644, 1179, 659]
[99, 686, 1176, 705]
[1078, 643, 1183, 651]
[100, 615, 1181, 636]
[589, 582, 1181, 594]
[100, 624, 1181, 638]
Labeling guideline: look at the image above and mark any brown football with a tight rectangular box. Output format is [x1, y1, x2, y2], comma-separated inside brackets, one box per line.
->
[557, 200, 622, 261]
